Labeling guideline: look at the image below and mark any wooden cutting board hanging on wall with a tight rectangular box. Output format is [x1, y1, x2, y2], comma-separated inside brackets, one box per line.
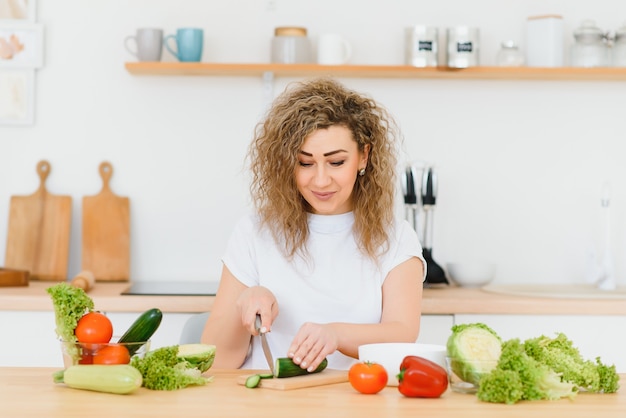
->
[81, 162, 130, 281]
[4, 160, 72, 281]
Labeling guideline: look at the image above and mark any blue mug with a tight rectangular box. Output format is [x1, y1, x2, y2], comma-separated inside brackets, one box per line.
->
[164, 28, 203, 62]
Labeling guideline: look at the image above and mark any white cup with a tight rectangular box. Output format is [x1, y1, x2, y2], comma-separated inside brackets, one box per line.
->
[125, 28, 163, 62]
[317, 34, 352, 65]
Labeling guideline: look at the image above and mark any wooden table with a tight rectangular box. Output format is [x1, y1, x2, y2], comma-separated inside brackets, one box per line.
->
[1, 368, 624, 417]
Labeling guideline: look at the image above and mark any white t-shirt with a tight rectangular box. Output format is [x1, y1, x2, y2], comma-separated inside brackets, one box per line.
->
[222, 211, 424, 370]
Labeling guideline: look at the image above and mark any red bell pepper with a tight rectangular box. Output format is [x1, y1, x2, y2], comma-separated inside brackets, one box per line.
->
[397, 355, 448, 398]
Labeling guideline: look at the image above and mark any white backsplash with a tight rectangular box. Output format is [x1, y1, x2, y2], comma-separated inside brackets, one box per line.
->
[1, 0, 626, 286]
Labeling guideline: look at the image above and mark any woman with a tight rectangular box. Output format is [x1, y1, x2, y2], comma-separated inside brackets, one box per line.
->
[202, 78, 425, 372]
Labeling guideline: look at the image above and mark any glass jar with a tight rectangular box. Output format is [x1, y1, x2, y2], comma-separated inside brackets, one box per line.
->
[270, 27, 312, 64]
[612, 24, 626, 66]
[496, 41, 525, 66]
[571, 20, 609, 67]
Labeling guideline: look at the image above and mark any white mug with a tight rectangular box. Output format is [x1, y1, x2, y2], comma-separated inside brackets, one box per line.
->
[317, 34, 352, 65]
[125, 28, 163, 62]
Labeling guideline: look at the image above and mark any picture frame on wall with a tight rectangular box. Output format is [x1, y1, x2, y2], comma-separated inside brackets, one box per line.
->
[0, 69, 35, 125]
[0, 0, 36, 22]
[0, 22, 43, 68]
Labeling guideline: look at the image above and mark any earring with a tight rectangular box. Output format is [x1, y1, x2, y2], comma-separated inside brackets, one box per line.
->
[358, 168, 366, 176]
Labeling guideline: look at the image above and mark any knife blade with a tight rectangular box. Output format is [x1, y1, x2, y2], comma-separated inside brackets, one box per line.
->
[255, 314, 275, 375]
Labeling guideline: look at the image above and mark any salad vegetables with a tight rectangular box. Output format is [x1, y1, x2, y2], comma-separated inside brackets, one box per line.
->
[447, 322, 620, 404]
[477, 338, 577, 404]
[47, 283, 94, 344]
[47, 282, 217, 394]
[447, 323, 502, 385]
[397, 355, 448, 398]
[130, 344, 216, 390]
[523, 333, 619, 394]
[348, 362, 388, 395]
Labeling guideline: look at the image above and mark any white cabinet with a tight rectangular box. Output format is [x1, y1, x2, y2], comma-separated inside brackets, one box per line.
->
[455, 314, 626, 373]
[2, 310, 624, 373]
[417, 315, 454, 346]
[3, 311, 454, 367]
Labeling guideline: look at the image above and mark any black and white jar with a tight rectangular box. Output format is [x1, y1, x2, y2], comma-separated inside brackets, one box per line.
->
[446, 26, 479, 68]
[405, 26, 438, 67]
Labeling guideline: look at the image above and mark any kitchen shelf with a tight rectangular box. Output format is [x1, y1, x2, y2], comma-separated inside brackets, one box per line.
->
[125, 62, 626, 81]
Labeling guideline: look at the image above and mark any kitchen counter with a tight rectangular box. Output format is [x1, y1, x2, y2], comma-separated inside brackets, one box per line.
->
[2, 281, 626, 315]
[1, 368, 623, 418]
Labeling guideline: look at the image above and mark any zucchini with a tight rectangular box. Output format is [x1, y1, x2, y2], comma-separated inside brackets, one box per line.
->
[53, 365, 142, 394]
[274, 357, 328, 378]
[118, 308, 163, 355]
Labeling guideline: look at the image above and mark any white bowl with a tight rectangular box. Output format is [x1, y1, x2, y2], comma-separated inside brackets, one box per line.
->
[446, 262, 496, 287]
[358, 342, 447, 386]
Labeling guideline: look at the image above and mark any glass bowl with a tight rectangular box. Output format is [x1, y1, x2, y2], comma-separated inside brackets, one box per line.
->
[60, 337, 151, 368]
[445, 356, 498, 394]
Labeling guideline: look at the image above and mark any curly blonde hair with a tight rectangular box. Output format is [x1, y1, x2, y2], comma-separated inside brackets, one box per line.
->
[248, 78, 399, 261]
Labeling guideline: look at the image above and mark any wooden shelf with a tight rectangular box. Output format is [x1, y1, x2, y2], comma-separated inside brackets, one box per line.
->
[125, 62, 626, 81]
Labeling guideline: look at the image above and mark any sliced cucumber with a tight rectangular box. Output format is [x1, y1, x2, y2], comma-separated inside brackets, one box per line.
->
[244, 373, 275, 388]
[245, 374, 261, 388]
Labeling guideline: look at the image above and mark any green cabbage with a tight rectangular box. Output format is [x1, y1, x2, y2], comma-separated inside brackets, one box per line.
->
[446, 323, 502, 385]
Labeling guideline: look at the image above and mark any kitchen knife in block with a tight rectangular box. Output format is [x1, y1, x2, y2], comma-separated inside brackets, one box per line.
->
[5, 160, 72, 281]
[236, 369, 348, 390]
[81, 162, 130, 281]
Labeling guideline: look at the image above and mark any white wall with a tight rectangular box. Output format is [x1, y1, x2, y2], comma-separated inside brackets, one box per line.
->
[2, 0, 626, 286]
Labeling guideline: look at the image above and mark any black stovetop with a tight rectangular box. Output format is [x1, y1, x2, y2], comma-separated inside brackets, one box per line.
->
[122, 281, 219, 296]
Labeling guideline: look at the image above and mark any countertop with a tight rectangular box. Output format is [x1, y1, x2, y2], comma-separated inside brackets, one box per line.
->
[1, 368, 624, 418]
[2, 281, 626, 315]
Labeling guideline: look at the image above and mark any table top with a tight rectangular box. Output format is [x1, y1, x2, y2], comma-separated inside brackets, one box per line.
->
[3, 281, 626, 314]
[1, 368, 624, 418]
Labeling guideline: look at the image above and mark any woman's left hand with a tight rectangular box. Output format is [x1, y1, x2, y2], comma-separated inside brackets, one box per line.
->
[287, 322, 338, 372]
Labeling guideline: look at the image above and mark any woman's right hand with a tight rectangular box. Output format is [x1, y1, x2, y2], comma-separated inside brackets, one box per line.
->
[235, 285, 279, 335]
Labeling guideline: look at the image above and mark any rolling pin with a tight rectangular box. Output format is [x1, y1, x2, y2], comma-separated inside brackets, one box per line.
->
[70, 270, 95, 292]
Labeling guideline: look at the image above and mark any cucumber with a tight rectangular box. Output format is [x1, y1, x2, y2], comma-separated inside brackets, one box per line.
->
[245, 373, 275, 389]
[274, 357, 328, 378]
[53, 365, 142, 394]
[118, 308, 163, 355]
[245, 374, 261, 388]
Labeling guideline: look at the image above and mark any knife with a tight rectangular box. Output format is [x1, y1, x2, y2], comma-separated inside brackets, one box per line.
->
[255, 314, 275, 375]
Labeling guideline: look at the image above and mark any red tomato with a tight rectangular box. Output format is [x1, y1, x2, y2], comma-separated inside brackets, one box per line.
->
[78, 346, 94, 364]
[93, 344, 131, 365]
[75, 312, 113, 344]
[348, 362, 388, 394]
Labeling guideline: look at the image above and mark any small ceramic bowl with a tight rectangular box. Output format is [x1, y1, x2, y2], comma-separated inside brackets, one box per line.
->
[445, 356, 498, 393]
[358, 342, 447, 386]
[446, 262, 496, 287]
[60, 337, 150, 368]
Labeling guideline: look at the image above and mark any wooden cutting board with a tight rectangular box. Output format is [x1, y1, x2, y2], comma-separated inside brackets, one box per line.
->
[4, 160, 72, 281]
[236, 369, 348, 390]
[81, 162, 130, 281]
